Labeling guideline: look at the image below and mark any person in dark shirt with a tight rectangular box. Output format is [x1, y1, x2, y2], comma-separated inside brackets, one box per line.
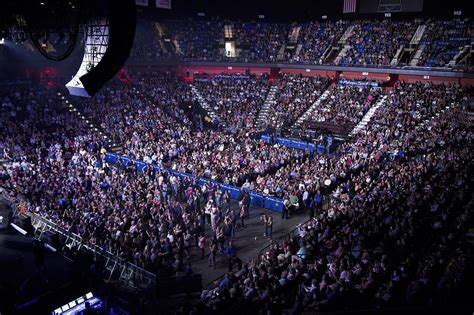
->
[82, 301, 98, 315]
[225, 241, 242, 272]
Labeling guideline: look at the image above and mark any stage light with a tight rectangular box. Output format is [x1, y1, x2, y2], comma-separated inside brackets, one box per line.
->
[0, 38, 4, 45]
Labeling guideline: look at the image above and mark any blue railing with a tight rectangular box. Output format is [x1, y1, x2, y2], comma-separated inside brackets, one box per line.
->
[261, 135, 326, 154]
[104, 152, 284, 213]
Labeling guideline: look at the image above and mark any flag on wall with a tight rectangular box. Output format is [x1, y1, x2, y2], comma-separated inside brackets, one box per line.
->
[135, 0, 148, 6]
[343, 0, 357, 13]
[156, 0, 171, 9]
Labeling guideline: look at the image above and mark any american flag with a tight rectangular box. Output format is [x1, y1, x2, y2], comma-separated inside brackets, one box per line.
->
[343, 0, 357, 13]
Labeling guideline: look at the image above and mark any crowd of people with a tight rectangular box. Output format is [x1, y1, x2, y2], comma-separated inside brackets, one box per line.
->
[417, 19, 472, 67]
[1, 70, 472, 313]
[291, 20, 351, 65]
[264, 73, 331, 129]
[125, 17, 471, 69]
[76, 72, 195, 166]
[337, 20, 421, 66]
[0, 83, 247, 276]
[304, 84, 381, 128]
[190, 81, 473, 314]
[163, 19, 226, 61]
[232, 21, 290, 63]
[192, 74, 270, 130]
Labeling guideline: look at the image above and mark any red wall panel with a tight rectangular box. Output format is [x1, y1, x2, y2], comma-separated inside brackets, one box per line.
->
[398, 74, 460, 84]
[280, 68, 336, 77]
[177, 64, 473, 86]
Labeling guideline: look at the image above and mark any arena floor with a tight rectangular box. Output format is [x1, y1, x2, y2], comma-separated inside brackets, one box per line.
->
[187, 200, 308, 286]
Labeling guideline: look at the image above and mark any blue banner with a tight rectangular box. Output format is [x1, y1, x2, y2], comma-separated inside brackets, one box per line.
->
[263, 135, 321, 153]
[264, 196, 284, 213]
[338, 79, 379, 87]
[261, 135, 271, 143]
[249, 192, 265, 208]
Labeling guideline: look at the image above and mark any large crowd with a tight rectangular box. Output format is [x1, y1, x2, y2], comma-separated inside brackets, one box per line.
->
[125, 17, 471, 69]
[1, 71, 472, 313]
[417, 19, 472, 67]
[190, 81, 473, 314]
[265, 73, 331, 129]
[292, 20, 352, 65]
[232, 21, 290, 63]
[337, 20, 421, 66]
[304, 84, 381, 128]
[192, 74, 270, 131]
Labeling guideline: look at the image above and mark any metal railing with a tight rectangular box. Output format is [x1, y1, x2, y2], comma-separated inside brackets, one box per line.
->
[25, 211, 156, 290]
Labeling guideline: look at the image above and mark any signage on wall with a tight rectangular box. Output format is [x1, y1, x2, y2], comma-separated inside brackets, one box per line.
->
[453, 11, 462, 16]
[156, 0, 171, 9]
[362, 72, 369, 76]
[135, 0, 148, 6]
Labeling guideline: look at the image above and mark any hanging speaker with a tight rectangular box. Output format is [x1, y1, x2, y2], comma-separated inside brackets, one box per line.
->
[66, 0, 136, 97]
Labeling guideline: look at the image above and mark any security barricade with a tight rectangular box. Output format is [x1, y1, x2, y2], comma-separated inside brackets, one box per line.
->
[261, 135, 323, 153]
[104, 152, 285, 213]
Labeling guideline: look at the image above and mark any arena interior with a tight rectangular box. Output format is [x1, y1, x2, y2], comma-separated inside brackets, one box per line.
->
[0, 0, 473, 314]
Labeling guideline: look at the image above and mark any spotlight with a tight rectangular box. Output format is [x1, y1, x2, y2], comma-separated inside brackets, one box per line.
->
[0, 38, 4, 45]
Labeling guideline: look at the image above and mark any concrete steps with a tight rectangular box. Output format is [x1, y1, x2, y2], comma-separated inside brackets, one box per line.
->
[349, 94, 388, 136]
[338, 25, 355, 45]
[448, 44, 470, 67]
[292, 88, 332, 129]
[410, 24, 426, 46]
[334, 45, 351, 64]
[410, 44, 425, 66]
[256, 84, 279, 128]
[190, 84, 222, 126]
[390, 45, 404, 66]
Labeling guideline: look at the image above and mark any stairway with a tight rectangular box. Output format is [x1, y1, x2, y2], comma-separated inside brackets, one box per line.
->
[448, 44, 471, 67]
[322, 25, 354, 64]
[60, 92, 120, 151]
[277, 44, 286, 61]
[390, 45, 405, 66]
[292, 88, 332, 129]
[190, 84, 221, 126]
[154, 22, 169, 54]
[349, 95, 388, 136]
[338, 25, 355, 45]
[289, 26, 301, 43]
[282, 26, 301, 60]
[173, 39, 182, 54]
[294, 44, 303, 58]
[410, 24, 426, 46]
[255, 84, 279, 128]
[409, 44, 425, 66]
[334, 45, 351, 64]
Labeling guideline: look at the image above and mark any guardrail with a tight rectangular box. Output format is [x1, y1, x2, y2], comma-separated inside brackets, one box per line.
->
[261, 134, 326, 153]
[25, 211, 156, 290]
[105, 152, 285, 213]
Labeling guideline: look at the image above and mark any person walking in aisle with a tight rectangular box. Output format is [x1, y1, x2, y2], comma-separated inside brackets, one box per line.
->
[198, 232, 206, 259]
[208, 239, 217, 269]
